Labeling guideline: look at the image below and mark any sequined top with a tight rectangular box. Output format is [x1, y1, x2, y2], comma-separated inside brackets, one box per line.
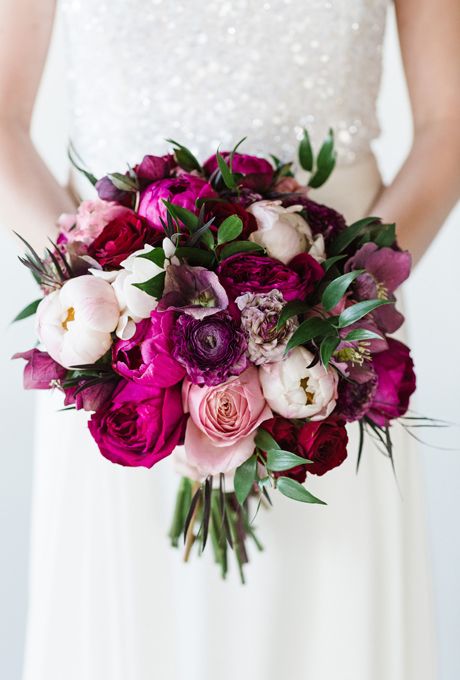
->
[59, 0, 389, 174]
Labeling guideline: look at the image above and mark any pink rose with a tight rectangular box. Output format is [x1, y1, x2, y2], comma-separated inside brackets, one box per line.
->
[58, 200, 131, 246]
[183, 367, 272, 476]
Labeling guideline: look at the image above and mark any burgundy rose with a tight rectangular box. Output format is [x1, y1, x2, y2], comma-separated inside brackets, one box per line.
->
[13, 348, 66, 389]
[217, 252, 323, 303]
[64, 380, 118, 412]
[203, 152, 275, 192]
[112, 311, 185, 388]
[88, 380, 186, 468]
[260, 417, 308, 483]
[298, 417, 348, 476]
[87, 211, 160, 268]
[138, 174, 216, 230]
[204, 201, 258, 241]
[280, 195, 346, 241]
[367, 338, 416, 427]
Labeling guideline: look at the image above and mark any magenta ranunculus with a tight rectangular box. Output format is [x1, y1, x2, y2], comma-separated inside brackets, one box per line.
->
[88, 380, 186, 468]
[367, 338, 416, 427]
[217, 252, 323, 303]
[112, 311, 185, 388]
[172, 311, 248, 386]
[203, 152, 274, 191]
[13, 348, 66, 389]
[138, 174, 216, 229]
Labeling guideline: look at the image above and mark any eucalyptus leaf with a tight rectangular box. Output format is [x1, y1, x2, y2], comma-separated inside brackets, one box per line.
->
[277, 477, 327, 505]
[234, 454, 257, 506]
[286, 316, 335, 352]
[133, 271, 166, 299]
[319, 335, 340, 367]
[276, 300, 311, 331]
[321, 269, 365, 311]
[298, 128, 314, 172]
[217, 215, 243, 245]
[266, 449, 313, 472]
[329, 216, 380, 256]
[338, 299, 391, 328]
[220, 240, 264, 259]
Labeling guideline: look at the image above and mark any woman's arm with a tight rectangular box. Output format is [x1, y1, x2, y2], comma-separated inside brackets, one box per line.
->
[372, 0, 460, 266]
[0, 0, 75, 251]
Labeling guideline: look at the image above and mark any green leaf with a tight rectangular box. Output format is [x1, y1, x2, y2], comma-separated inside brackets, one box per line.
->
[234, 454, 257, 506]
[322, 254, 347, 272]
[308, 128, 336, 188]
[220, 240, 264, 259]
[338, 299, 391, 328]
[12, 298, 42, 323]
[373, 223, 396, 247]
[276, 300, 311, 331]
[67, 142, 97, 186]
[216, 150, 237, 190]
[137, 247, 166, 267]
[286, 316, 335, 352]
[217, 215, 243, 245]
[298, 129, 314, 172]
[321, 269, 365, 311]
[329, 217, 380, 256]
[255, 428, 279, 452]
[166, 138, 202, 172]
[107, 172, 139, 192]
[200, 229, 215, 250]
[175, 247, 215, 267]
[343, 328, 383, 342]
[319, 335, 340, 367]
[162, 200, 199, 232]
[266, 449, 313, 472]
[277, 477, 327, 505]
[133, 271, 166, 299]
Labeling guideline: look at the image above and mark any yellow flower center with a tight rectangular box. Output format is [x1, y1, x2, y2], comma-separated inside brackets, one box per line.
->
[300, 376, 314, 404]
[61, 307, 75, 331]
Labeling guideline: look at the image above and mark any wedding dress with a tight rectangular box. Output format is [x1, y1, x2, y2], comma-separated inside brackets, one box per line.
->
[23, 1, 436, 679]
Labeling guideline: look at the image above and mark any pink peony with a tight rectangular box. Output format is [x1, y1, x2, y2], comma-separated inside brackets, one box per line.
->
[183, 367, 272, 476]
[57, 200, 131, 246]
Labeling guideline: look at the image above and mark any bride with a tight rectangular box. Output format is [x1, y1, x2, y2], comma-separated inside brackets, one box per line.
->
[1, 1, 459, 679]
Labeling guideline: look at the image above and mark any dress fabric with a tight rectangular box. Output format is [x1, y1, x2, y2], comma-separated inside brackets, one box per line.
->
[23, 2, 436, 679]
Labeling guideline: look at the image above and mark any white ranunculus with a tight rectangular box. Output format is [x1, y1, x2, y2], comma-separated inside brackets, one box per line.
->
[248, 200, 326, 264]
[91, 244, 164, 339]
[259, 346, 338, 420]
[35, 275, 120, 369]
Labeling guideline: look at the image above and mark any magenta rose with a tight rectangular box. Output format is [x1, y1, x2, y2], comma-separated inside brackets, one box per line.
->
[367, 338, 416, 427]
[88, 380, 186, 468]
[138, 174, 216, 229]
[112, 311, 185, 388]
[87, 211, 160, 268]
[203, 152, 274, 191]
[13, 348, 66, 389]
[217, 252, 323, 303]
[298, 416, 348, 476]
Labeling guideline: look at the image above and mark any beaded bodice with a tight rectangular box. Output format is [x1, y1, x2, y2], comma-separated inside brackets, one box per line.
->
[59, 0, 388, 174]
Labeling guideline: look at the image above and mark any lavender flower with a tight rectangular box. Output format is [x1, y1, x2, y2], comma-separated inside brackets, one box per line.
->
[172, 312, 248, 386]
[158, 264, 228, 319]
[236, 290, 298, 365]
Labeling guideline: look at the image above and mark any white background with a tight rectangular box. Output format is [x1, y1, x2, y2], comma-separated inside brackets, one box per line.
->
[0, 7, 459, 679]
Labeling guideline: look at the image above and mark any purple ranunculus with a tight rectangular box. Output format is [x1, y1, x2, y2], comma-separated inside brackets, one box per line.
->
[88, 380, 186, 468]
[172, 311, 248, 386]
[280, 195, 346, 241]
[158, 264, 228, 319]
[135, 154, 175, 188]
[367, 338, 416, 427]
[112, 311, 185, 387]
[345, 242, 411, 333]
[64, 380, 118, 412]
[138, 174, 216, 229]
[13, 348, 66, 389]
[95, 176, 133, 207]
[335, 372, 378, 422]
[217, 252, 323, 303]
[203, 152, 275, 192]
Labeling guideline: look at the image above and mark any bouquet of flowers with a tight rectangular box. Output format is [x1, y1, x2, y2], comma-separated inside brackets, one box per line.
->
[13, 131, 416, 581]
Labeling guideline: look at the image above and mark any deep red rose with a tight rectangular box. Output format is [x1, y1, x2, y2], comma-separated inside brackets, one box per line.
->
[87, 211, 161, 268]
[367, 338, 416, 427]
[204, 201, 258, 241]
[134, 153, 175, 188]
[217, 252, 323, 303]
[280, 195, 346, 241]
[260, 417, 308, 483]
[203, 152, 275, 192]
[298, 417, 348, 476]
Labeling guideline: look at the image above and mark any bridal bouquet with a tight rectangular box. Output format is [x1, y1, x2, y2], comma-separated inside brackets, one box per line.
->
[14, 132, 415, 581]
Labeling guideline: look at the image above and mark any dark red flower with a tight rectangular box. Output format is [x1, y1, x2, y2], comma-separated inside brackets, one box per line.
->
[298, 417, 348, 476]
[87, 211, 161, 268]
[280, 195, 346, 241]
[203, 152, 275, 192]
[260, 417, 308, 483]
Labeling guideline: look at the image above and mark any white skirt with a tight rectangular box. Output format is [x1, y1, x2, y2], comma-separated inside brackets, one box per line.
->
[23, 154, 436, 680]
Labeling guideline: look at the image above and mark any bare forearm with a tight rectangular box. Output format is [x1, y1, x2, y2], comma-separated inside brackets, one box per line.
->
[0, 122, 75, 252]
[372, 122, 460, 267]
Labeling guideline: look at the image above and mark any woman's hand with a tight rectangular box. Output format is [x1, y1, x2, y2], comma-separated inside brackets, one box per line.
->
[0, 0, 76, 251]
[372, 0, 460, 266]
